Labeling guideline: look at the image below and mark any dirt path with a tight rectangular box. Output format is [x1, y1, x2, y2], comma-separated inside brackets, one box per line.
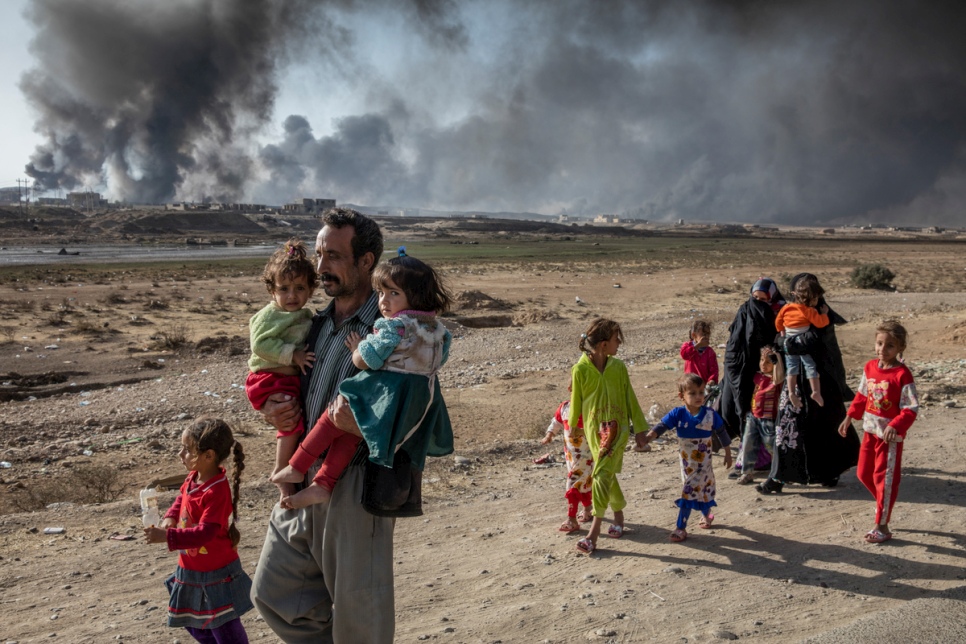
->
[1, 238, 965, 643]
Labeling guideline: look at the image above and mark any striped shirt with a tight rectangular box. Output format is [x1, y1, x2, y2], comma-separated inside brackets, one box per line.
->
[302, 292, 381, 432]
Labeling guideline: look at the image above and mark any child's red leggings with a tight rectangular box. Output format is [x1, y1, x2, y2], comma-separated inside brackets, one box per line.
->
[289, 409, 361, 492]
[856, 431, 904, 525]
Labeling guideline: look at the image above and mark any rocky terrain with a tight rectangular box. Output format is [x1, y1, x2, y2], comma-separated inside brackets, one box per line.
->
[0, 229, 965, 643]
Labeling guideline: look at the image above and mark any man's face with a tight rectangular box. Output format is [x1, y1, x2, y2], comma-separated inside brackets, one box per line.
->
[315, 225, 366, 298]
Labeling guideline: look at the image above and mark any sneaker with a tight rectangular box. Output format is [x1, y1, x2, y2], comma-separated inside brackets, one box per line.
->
[755, 479, 783, 495]
[736, 472, 756, 485]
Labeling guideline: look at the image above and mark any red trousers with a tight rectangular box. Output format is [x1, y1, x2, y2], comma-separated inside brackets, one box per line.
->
[565, 488, 592, 518]
[245, 371, 305, 438]
[289, 409, 361, 492]
[856, 431, 904, 526]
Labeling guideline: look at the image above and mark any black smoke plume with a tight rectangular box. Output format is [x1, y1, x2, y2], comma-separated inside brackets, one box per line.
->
[22, 1, 966, 224]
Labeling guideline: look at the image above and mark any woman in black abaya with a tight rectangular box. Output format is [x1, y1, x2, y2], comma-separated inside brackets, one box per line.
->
[757, 273, 860, 493]
[719, 277, 785, 475]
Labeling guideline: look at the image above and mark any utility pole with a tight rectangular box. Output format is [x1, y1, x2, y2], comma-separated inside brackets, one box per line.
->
[16, 178, 28, 215]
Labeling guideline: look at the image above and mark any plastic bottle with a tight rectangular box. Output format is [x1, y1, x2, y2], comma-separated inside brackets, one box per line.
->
[140, 487, 161, 528]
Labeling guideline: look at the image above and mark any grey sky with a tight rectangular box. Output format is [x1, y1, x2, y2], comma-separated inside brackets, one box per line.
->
[6, 1, 966, 225]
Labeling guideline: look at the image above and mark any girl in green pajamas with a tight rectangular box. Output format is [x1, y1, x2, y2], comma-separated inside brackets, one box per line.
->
[570, 318, 648, 555]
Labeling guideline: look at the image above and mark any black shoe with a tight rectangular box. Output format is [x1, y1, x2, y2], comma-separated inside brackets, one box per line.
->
[756, 479, 783, 495]
[728, 469, 742, 480]
[820, 477, 839, 488]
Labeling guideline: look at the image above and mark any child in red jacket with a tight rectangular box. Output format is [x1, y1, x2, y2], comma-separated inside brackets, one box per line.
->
[838, 321, 918, 544]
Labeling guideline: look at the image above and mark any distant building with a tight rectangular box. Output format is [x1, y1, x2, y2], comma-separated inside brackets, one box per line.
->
[37, 197, 67, 206]
[67, 191, 107, 210]
[212, 202, 267, 213]
[593, 214, 621, 224]
[282, 198, 336, 215]
[0, 187, 23, 203]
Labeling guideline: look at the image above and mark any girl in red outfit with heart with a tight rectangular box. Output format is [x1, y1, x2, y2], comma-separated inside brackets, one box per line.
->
[838, 321, 919, 544]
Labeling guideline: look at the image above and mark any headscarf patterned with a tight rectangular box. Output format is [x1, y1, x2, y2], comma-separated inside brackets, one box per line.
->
[751, 277, 786, 313]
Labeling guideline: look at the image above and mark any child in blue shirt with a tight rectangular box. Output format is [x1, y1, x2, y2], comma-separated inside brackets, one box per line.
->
[637, 374, 733, 542]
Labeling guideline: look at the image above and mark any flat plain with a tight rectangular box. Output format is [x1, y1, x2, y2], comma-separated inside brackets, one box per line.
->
[1, 225, 965, 643]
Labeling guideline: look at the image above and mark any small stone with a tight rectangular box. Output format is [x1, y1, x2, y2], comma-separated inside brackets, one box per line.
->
[664, 565, 684, 574]
[712, 630, 738, 640]
[595, 629, 617, 637]
[442, 626, 455, 633]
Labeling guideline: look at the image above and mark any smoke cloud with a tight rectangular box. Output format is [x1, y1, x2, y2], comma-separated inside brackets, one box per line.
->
[22, 1, 966, 224]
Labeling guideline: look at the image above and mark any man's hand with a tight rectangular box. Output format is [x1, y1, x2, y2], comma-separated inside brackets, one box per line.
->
[261, 392, 302, 434]
[329, 396, 362, 437]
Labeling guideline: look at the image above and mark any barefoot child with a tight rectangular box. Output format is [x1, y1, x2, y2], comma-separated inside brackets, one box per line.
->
[838, 321, 918, 544]
[541, 392, 593, 533]
[776, 277, 829, 410]
[736, 345, 784, 485]
[144, 418, 252, 643]
[272, 247, 453, 509]
[637, 374, 733, 542]
[245, 239, 319, 469]
[570, 318, 648, 555]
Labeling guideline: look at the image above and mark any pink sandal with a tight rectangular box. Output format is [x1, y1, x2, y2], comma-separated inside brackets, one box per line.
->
[669, 528, 687, 542]
[699, 513, 714, 529]
[576, 538, 596, 555]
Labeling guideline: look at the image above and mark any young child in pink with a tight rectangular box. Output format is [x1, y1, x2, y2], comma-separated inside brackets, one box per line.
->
[838, 320, 918, 544]
[680, 319, 719, 387]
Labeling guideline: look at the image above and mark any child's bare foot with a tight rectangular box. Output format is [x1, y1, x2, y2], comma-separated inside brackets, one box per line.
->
[810, 391, 825, 407]
[281, 482, 332, 510]
[789, 392, 803, 410]
[270, 464, 305, 485]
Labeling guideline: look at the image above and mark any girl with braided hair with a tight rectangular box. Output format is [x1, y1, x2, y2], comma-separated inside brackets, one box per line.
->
[571, 318, 649, 555]
[245, 238, 320, 473]
[144, 417, 253, 642]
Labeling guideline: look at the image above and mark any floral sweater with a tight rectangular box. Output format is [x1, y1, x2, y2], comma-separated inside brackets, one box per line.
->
[846, 360, 918, 440]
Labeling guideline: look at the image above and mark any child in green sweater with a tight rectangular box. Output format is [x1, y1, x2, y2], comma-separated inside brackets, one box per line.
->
[245, 239, 319, 451]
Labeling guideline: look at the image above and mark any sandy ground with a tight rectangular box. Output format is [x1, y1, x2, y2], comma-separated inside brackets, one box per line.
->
[1, 233, 965, 643]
